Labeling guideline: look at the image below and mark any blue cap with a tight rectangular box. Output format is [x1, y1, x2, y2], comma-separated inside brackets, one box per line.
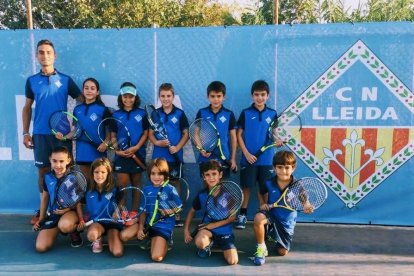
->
[120, 86, 137, 96]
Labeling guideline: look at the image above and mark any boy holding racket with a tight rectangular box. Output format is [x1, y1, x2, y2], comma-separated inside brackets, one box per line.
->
[235, 80, 277, 229]
[148, 83, 189, 227]
[183, 160, 238, 265]
[33, 146, 83, 252]
[253, 151, 312, 265]
[22, 39, 81, 225]
[195, 81, 238, 178]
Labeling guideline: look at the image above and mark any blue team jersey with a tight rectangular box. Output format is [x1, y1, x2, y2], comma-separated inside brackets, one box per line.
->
[73, 102, 111, 162]
[237, 104, 277, 166]
[151, 105, 189, 162]
[42, 171, 60, 212]
[112, 108, 148, 159]
[195, 105, 237, 164]
[261, 176, 297, 235]
[192, 188, 234, 236]
[25, 70, 81, 135]
[85, 188, 117, 221]
[143, 183, 182, 231]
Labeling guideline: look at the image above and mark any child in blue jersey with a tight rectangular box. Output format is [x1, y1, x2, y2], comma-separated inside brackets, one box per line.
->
[183, 160, 239, 265]
[33, 146, 83, 252]
[253, 151, 313, 265]
[112, 82, 148, 218]
[136, 158, 182, 262]
[77, 157, 128, 256]
[235, 80, 278, 229]
[148, 83, 189, 227]
[56, 78, 111, 182]
[195, 81, 238, 178]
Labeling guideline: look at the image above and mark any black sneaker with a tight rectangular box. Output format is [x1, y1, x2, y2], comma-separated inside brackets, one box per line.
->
[69, 231, 83, 248]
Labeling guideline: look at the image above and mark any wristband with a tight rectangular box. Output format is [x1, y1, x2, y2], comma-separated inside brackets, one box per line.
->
[23, 132, 30, 136]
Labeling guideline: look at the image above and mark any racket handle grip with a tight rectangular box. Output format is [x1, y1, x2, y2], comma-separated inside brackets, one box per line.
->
[143, 225, 150, 234]
[132, 154, 146, 169]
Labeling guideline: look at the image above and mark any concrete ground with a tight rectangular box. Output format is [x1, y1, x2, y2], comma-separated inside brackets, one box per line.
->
[0, 214, 413, 275]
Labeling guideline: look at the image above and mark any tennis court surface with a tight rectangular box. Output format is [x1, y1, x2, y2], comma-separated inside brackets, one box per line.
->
[1, 214, 413, 275]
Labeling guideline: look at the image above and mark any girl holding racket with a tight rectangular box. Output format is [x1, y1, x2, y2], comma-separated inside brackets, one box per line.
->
[33, 146, 83, 252]
[183, 160, 239, 265]
[71, 78, 112, 181]
[136, 158, 182, 262]
[253, 151, 312, 265]
[77, 157, 130, 256]
[112, 82, 148, 214]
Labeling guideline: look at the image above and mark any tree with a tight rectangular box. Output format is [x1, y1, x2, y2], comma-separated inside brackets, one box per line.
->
[0, 0, 236, 29]
[240, 0, 414, 25]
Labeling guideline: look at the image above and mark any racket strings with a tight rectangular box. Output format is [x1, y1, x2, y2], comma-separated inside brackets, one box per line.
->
[206, 182, 243, 221]
[56, 171, 87, 208]
[158, 199, 182, 217]
[287, 178, 327, 211]
[189, 119, 218, 152]
[110, 188, 146, 222]
[50, 112, 75, 137]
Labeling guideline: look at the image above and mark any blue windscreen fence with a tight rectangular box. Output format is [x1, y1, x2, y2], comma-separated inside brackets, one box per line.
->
[0, 22, 413, 225]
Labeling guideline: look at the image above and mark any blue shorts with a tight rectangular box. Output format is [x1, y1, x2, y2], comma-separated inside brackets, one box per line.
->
[168, 162, 183, 179]
[99, 222, 124, 232]
[33, 134, 72, 168]
[114, 156, 145, 174]
[258, 210, 293, 251]
[39, 214, 61, 230]
[239, 164, 274, 189]
[212, 232, 236, 251]
[147, 227, 172, 243]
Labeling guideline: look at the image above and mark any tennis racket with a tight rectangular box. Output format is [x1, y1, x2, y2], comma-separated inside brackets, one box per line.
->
[84, 186, 146, 227]
[143, 182, 183, 234]
[98, 117, 146, 169]
[49, 110, 100, 146]
[254, 111, 302, 158]
[191, 181, 243, 237]
[189, 118, 237, 172]
[175, 177, 190, 207]
[37, 169, 87, 230]
[269, 177, 327, 212]
[145, 104, 182, 163]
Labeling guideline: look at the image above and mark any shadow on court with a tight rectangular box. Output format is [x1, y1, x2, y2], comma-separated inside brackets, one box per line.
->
[0, 214, 413, 275]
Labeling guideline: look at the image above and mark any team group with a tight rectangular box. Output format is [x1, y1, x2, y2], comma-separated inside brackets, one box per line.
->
[22, 39, 310, 266]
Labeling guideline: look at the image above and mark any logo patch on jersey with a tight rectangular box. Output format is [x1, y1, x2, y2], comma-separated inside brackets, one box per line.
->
[265, 117, 272, 124]
[251, 116, 256, 120]
[55, 80, 62, 88]
[134, 114, 142, 122]
[170, 116, 178, 124]
[105, 193, 113, 200]
[160, 192, 168, 201]
[90, 113, 98, 122]
[219, 115, 227, 123]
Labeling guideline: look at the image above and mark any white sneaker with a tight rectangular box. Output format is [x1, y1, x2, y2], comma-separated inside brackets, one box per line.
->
[92, 238, 103, 253]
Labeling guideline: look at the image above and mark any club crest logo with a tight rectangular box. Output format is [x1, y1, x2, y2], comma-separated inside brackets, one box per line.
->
[283, 40, 414, 208]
